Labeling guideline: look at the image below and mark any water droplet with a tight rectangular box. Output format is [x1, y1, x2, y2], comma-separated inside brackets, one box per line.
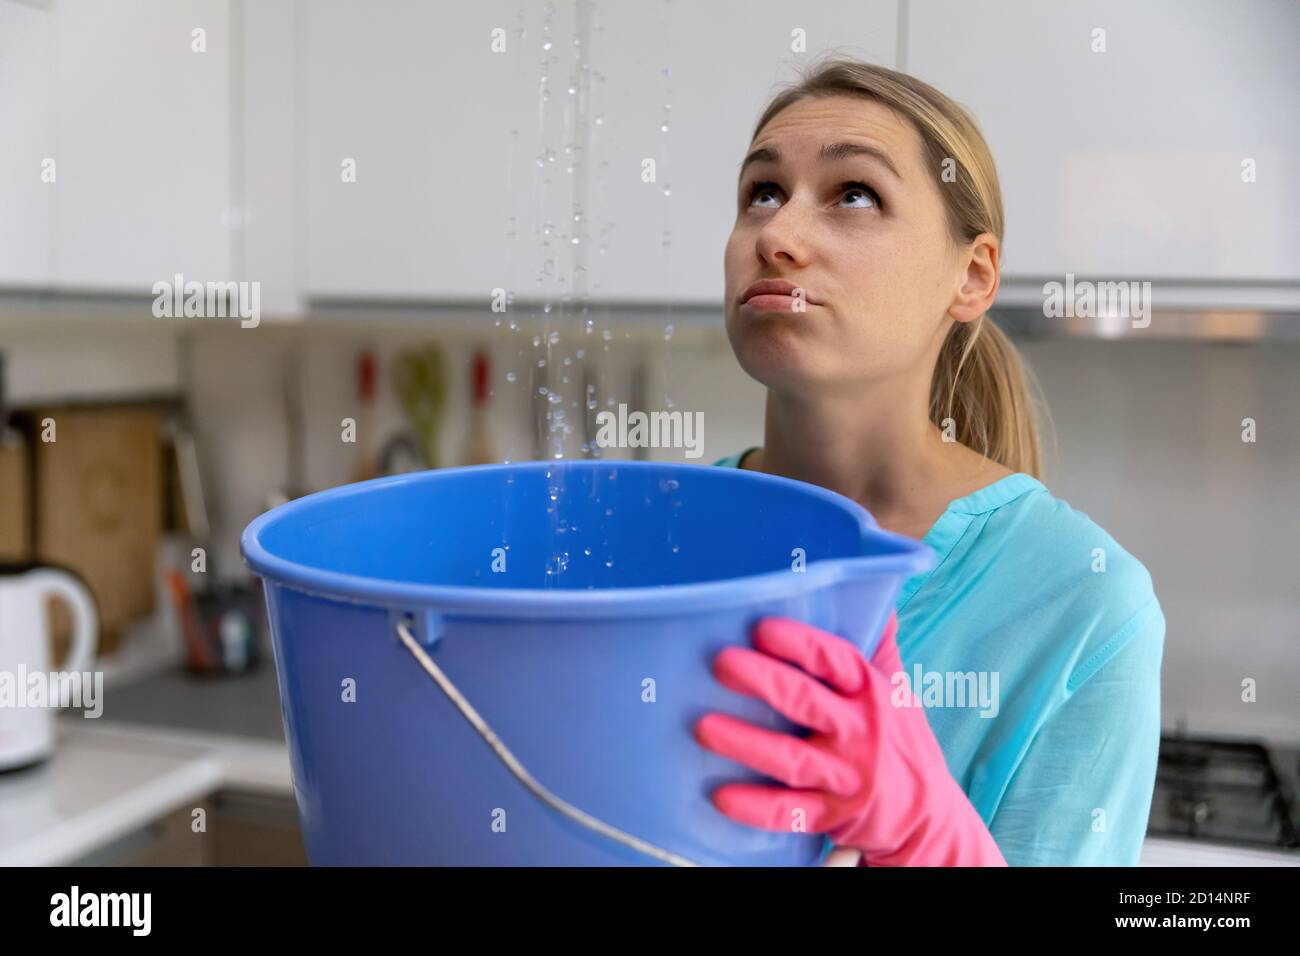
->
[548, 330, 560, 345]
[660, 122, 669, 133]
[575, 348, 585, 359]
[533, 335, 542, 347]
[506, 371, 517, 383]
[664, 324, 674, 341]
[538, 386, 549, 395]
[602, 329, 613, 341]
[537, 358, 547, 368]
[594, 114, 604, 125]
[662, 185, 672, 197]
[604, 559, 614, 568]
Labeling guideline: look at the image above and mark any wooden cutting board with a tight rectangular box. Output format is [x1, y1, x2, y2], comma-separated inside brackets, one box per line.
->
[32, 404, 163, 656]
[0, 437, 29, 560]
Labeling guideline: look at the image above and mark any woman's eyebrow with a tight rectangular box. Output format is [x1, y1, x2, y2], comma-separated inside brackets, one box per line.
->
[738, 142, 903, 183]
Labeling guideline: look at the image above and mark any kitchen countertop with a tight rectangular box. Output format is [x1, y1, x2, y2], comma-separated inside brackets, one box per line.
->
[2, 660, 1296, 866]
[0, 728, 221, 866]
[0, 664, 293, 866]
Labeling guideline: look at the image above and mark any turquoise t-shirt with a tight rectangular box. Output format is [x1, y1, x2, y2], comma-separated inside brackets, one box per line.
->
[713, 448, 1165, 867]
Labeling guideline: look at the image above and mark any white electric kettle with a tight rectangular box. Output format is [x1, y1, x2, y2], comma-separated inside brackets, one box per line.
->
[0, 563, 98, 771]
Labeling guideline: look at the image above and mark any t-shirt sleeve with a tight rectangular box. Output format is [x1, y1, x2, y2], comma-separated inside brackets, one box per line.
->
[987, 598, 1165, 866]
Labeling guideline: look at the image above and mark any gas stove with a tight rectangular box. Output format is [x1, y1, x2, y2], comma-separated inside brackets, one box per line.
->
[1147, 732, 1300, 850]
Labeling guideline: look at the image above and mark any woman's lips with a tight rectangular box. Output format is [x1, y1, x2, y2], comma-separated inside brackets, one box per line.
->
[741, 293, 811, 312]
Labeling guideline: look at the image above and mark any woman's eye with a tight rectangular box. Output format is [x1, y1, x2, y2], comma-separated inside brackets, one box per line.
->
[841, 182, 880, 209]
[744, 180, 881, 210]
[746, 181, 780, 207]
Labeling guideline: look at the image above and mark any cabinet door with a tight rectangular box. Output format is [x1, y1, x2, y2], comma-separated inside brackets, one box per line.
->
[0, 0, 54, 287]
[589, 0, 899, 304]
[305, 0, 564, 301]
[52, 0, 232, 290]
[906, 0, 1300, 283]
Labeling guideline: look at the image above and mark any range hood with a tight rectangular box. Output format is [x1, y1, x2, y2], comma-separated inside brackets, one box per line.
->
[990, 277, 1300, 341]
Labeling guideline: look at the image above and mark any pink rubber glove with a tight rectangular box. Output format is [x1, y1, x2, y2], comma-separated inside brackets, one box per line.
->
[694, 610, 1007, 866]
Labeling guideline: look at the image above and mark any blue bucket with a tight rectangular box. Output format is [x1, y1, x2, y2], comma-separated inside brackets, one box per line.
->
[240, 459, 933, 866]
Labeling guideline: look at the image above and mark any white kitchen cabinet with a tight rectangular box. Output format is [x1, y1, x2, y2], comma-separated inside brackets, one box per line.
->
[0, 0, 54, 287]
[590, 0, 898, 304]
[905, 0, 1300, 284]
[305, 0, 567, 302]
[51, 0, 233, 291]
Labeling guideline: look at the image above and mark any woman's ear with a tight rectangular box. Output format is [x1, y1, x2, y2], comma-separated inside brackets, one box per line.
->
[949, 233, 1000, 324]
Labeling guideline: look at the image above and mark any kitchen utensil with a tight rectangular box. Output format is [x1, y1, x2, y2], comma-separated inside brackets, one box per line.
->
[161, 414, 210, 538]
[393, 346, 447, 468]
[165, 568, 263, 676]
[350, 350, 380, 483]
[378, 433, 424, 476]
[460, 348, 497, 466]
[166, 567, 215, 672]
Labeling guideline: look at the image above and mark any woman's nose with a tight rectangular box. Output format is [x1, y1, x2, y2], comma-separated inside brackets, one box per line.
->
[754, 204, 812, 266]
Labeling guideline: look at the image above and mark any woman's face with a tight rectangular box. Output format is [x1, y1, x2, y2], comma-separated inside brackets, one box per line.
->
[724, 94, 965, 394]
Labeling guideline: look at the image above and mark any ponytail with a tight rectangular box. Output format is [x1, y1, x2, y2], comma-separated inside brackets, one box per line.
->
[930, 315, 1045, 479]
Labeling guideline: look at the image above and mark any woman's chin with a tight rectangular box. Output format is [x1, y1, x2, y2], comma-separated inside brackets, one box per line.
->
[730, 331, 829, 389]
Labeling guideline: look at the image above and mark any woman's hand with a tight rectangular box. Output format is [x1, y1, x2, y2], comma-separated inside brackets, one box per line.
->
[693, 610, 1007, 866]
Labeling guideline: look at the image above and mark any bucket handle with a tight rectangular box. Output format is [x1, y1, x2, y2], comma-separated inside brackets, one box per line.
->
[394, 617, 701, 867]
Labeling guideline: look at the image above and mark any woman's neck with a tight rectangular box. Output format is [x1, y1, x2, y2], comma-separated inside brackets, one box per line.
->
[750, 379, 1009, 537]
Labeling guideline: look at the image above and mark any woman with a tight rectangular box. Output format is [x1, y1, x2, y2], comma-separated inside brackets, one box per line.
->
[693, 58, 1165, 867]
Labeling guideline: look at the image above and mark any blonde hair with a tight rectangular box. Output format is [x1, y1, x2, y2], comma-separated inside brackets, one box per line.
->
[751, 57, 1046, 478]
